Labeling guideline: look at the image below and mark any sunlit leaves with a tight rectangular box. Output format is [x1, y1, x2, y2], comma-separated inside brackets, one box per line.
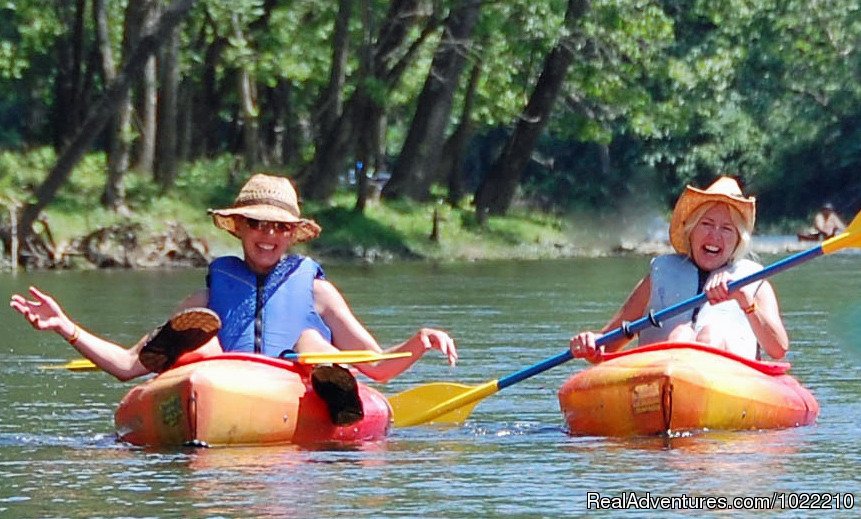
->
[0, 2, 63, 80]
[552, 0, 674, 142]
[469, 0, 569, 124]
[0, 0, 858, 218]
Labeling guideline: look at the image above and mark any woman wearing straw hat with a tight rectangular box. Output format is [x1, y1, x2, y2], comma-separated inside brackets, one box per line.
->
[11, 173, 457, 426]
[569, 176, 789, 362]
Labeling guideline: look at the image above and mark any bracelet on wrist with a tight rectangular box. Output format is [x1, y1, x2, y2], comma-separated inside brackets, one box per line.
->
[743, 302, 757, 315]
[66, 325, 81, 345]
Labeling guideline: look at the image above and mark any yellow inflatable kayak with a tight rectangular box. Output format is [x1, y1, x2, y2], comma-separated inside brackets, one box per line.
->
[115, 353, 392, 447]
[558, 342, 819, 436]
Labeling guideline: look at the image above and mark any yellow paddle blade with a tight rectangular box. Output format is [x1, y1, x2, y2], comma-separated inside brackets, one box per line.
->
[41, 351, 411, 371]
[390, 380, 499, 427]
[40, 359, 99, 371]
[292, 350, 412, 365]
[822, 211, 861, 254]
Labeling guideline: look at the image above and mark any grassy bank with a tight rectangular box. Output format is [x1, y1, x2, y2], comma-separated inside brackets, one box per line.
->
[1, 150, 584, 264]
[309, 193, 578, 262]
[2, 149, 821, 267]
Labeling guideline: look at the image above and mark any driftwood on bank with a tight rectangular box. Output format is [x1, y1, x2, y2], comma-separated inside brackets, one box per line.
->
[1, 218, 210, 270]
[0, 215, 66, 270]
[134, 221, 210, 268]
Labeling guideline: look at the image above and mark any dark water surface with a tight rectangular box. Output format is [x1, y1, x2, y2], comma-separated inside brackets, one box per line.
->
[1, 255, 859, 517]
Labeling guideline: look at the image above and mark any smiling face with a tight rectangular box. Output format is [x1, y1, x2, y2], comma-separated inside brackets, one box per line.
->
[236, 216, 298, 274]
[688, 203, 740, 271]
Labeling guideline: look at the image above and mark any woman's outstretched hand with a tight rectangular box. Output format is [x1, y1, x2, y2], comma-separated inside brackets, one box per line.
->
[411, 327, 458, 366]
[9, 286, 76, 339]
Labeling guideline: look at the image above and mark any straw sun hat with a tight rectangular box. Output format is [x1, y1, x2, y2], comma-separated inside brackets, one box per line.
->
[669, 176, 756, 255]
[208, 174, 321, 242]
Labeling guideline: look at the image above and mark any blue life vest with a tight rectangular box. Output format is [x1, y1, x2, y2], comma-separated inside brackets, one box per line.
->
[207, 255, 332, 356]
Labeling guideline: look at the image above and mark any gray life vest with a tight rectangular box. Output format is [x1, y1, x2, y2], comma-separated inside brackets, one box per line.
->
[639, 254, 761, 359]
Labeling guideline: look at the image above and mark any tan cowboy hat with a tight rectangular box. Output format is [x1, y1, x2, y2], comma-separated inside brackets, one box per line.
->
[208, 173, 321, 242]
[669, 176, 756, 254]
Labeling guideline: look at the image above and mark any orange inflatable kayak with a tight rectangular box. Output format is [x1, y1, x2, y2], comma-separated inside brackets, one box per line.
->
[115, 353, 391, 447]
[558, 342, 818, 436]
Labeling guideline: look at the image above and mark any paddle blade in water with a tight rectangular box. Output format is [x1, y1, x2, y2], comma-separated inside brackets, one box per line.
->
[390, 380, 499, 427]
[40, 359, 98, 371]
[42, 351, 410, 372]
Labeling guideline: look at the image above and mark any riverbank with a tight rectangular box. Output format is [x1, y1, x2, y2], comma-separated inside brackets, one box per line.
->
[135, 194, 818, 263]
[0, 152, 817, 269]
[3, 189, 818, 270]
[4, 197, 816, 271]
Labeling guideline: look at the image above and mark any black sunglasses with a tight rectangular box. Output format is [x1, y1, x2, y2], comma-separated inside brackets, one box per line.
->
[245, 218, 294, 234]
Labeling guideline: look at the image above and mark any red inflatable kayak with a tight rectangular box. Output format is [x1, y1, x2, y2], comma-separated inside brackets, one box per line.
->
[558, 342, 819, 436]
[115, 353, 391, 447]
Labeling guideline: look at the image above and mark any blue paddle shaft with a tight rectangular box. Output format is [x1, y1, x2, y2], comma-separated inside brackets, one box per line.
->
[497, 245, 824, 390]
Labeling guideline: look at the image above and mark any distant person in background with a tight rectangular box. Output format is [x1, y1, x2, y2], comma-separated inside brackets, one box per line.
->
[812, 203, 846, 239]
[798, 203, 847, 241]
[570, 176, 789, 362]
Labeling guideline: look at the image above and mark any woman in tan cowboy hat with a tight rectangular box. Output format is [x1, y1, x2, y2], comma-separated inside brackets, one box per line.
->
[10, 173, 457, 426]
[568, 176, 788, 361]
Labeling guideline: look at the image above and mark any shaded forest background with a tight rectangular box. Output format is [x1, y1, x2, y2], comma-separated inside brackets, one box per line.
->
[0, 0, 859, 251]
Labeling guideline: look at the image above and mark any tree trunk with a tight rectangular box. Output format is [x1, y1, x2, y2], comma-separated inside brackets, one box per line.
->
[94, 0, 131, 214]
[261, 84, 280, 165]
[231, 14, 260, 168]
[18, 0, 198, 241]
[354, 157, 369, 212]
[193, 34, 228, 158]
[474, 0, 590, 215]
[155, 18, 181, 189]
[382, 1, 480, 201]
[444, 62, 481, 207]
[131, 0, 158, 172]
[315, 0, 352, 144]
[135, 55, 158, 171]
[302, 99, 357, 200]
[51, 0, 89, 148]
[353, 0, 372, 213]
[177, 80, 193, 161]
[353, 100, 387, 213]
[302, 0, 425, 201]
[280, 81, 303, 167]
[238, 68, 260, 167]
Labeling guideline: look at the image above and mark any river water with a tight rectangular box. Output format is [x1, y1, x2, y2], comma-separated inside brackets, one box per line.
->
[1, 254, 859, 518]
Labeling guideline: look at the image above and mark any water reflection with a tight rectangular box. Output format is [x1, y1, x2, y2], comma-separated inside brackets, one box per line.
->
[166, 443, 393, 518]
[1, 257, 859, 517]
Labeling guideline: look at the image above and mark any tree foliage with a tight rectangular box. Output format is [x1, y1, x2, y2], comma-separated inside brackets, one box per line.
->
[0, 0, 858, 239]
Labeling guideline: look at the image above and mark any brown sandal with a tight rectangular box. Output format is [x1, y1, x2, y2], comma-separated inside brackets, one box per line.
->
[139, 308, 221, 373]
[311, 364, 364, 426]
